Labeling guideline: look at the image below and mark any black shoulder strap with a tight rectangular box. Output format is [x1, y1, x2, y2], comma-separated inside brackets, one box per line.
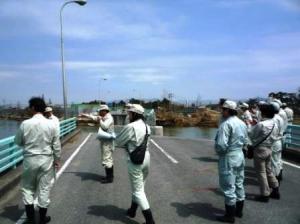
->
[143, 121, 149, 143]
[254, 123, 275, 148]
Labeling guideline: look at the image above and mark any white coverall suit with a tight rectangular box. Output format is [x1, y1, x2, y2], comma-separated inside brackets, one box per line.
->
[15, 114, 61, 208]
[271, 114, 284, 177]
[241, 110, 253, 128]
[278, 109, 288, 170]
[49, 114, 60, 134]
[215, 116, 248, 206]
[116, 119, 151, 210]
[284, 107, 294, 147]
[90, 113, 115, 168]
[284, 107, 294, 124]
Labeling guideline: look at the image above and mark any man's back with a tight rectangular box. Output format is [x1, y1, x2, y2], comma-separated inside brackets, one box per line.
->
[15, 114, 58, 156]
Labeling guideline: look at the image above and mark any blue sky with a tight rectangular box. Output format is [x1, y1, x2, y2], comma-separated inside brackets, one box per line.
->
[0, 0, 300, 105]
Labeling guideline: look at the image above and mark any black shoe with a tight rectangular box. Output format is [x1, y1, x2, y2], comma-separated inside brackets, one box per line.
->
[24, 205, 35, 224]
[235, 200, 244, 218]
[142, 209, 155, 224]
[126, 201, 138, 218]
[270, 187, 280, 200]
[39, 207, 51, 224]
[254, 195, 269, 202]
[276, 176, 281, 185]
[101, 167, 114, 184]
[216, 204, 235, 223]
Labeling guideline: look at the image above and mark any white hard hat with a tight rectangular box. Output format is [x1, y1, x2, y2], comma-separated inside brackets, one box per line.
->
[273, 99, 282, 106]
[127, 104, 145, 115]
[125, 103, 133, 108]
[98, 104, 110, 112]
[270, 102, 280, 112]
[282, 103, 287, 107]
[240, 103, 249, 109]
[222, 100, 237, 111]
[45, 107, 53, 113]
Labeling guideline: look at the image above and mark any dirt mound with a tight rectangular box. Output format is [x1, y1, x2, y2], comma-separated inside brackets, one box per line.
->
[156, 108, 220, 127]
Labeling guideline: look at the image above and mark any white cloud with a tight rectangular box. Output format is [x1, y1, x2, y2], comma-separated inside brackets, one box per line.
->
[0, 71, 19, 80]
[214, 0, 258, 7]
[0, 1, 174, 41]
[271, 0, 300, 12]
[215, 0, 300, 12]
[125, 73, 173, 85]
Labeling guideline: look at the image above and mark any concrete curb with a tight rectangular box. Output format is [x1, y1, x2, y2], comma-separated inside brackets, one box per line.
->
[0, 129, 81, 201]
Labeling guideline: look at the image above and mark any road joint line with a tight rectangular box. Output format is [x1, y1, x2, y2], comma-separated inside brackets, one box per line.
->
[150, 139, 178, 164]
[282, 160, 300, 169]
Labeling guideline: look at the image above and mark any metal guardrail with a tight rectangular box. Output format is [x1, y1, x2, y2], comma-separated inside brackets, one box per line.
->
[284, 124, 300, 150]
[0, 117, 77, 174]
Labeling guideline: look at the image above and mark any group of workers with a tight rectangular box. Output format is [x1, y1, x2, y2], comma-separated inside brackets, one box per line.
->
[15, 98, 155, 224]
[14, 94, 294, 224]
[80, 103, 155, 224]
[215, 97, 294, 223]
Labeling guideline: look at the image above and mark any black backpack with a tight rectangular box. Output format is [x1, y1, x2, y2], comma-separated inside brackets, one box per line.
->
[129, 122, 149, 165]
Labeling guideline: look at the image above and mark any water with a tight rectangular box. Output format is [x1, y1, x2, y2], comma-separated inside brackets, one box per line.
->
[0, 120, 21, 139]
[163, 127, 217, 140]
[0, 119, 218, 141]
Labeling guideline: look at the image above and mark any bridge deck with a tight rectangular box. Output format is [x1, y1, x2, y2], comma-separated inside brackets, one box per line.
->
[0, 132, 299, 224]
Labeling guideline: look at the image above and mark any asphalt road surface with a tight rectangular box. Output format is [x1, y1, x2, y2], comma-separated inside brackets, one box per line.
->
[1, 133, 299, 224]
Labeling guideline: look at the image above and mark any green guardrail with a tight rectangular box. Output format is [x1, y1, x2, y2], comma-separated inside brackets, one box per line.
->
[0, 117, 77, 174]
[284, 124, 300, 149]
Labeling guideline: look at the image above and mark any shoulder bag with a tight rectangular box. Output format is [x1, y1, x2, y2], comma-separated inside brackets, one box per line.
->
[129, 122, 150, 165]
[247, 123, 275, 159]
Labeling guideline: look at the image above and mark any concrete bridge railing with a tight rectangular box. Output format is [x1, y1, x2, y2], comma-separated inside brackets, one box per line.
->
[0, 117, 77, 174]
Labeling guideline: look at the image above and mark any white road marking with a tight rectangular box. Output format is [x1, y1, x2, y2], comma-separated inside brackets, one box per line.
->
[56, 133, 92, 179]
[283, 160, 300, 169]
[16, 133, 92, 224]
[150, 139, 178, 164]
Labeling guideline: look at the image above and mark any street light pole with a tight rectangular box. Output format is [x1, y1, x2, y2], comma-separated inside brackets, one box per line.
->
[99, 78, 107, 104]
[60, 0, 87, 119]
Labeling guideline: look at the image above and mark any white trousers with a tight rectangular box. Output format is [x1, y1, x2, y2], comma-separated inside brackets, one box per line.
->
[101, 141, 114, 168]
[21, 155, 54, 208]
[127, 151, 150, 210]
[271, 140, 282, 176]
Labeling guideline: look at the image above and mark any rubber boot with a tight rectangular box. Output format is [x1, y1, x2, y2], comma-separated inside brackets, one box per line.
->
[276, 176, 281, 185]
[24, 205, 35, 224]
[39, 207, 51, 224]
[142, 209, 155, 224]
[270, 187, 280, 200]
[102, 166, 114, 184]
[235, 200, 244, 218]
[126, 201, 138, 218]
[277, 169, 283, 182]
[216, 204, 235, 223]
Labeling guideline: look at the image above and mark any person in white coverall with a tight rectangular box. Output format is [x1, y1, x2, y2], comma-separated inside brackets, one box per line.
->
[15, 97, 61, 224]
[272, 99, 288, 180]
[115, 104, 155, 224]
[44, 107, 60, 133]
[282, 103, 293, 124]
[81, 104, 115, 183]
[215, 100, 248, 223]
[248, 103, 280, 202]
[239, 103, 253, 128]
[270, 102, 284, 184]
